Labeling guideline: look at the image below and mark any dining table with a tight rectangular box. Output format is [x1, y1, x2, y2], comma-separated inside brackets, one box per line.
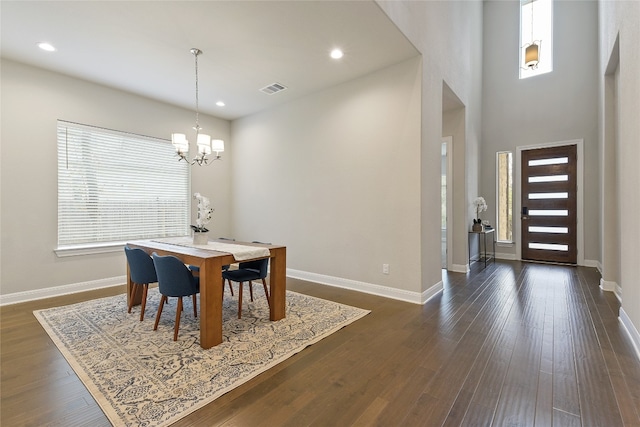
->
[126, 237, 286, 349]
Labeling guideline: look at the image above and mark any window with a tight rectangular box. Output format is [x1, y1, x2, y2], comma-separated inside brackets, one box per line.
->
[519, 0, 553, 79]
[57, 121, 189, 249]
[496, 151, 513, 242]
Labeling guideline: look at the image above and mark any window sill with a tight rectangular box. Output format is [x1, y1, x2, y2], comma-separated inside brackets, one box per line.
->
[55, 242, 127, 257]
[496, 241, 515, 247]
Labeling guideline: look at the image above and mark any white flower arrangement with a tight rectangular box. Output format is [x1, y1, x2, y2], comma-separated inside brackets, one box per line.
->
[192, 192, 214, 233]
[473, 196, 487, 220]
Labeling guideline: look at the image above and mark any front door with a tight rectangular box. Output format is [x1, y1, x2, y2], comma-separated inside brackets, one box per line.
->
[521, 144, 577, 264]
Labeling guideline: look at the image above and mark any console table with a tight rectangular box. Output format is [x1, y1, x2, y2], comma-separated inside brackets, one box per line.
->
[469, 228, 495, 268]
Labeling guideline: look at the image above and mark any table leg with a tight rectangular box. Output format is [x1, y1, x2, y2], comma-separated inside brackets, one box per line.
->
[484, 233, 487, 267]
[199, 258, 224, 349]
[269, 247, 287, 321]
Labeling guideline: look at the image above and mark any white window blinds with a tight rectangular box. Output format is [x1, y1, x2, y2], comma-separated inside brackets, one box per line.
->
[57, 120, 189, 247]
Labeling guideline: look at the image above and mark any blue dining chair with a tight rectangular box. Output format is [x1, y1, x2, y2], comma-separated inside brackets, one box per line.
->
[152, 253, 200, 341]
[124, 246, 157, 321]
[222, 241, 271, 318]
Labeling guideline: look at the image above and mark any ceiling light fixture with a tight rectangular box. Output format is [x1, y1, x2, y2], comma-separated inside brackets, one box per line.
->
[171, 48, 224, 166]
[216, 101, 225, 107]
[330, 48, 344, 59]
[522, 0, 540, 69]
[37, 42, 56, 52]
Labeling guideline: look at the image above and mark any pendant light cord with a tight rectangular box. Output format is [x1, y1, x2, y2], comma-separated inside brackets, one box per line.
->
[531, 0, 534, 43]
[193, 48, 201, 133]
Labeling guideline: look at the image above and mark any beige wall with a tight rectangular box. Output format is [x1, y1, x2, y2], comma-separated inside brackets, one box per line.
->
[598, 0, 640, 349]
[378, 0, 484, 290]
[231, 58, 423, 292]
[0, 59, 231, 296]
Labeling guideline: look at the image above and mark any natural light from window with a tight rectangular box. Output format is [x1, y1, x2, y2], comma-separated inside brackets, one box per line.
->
[519, 0, 553, 79]
[57, 121, 190, 249]
[496, 151, 513, 242]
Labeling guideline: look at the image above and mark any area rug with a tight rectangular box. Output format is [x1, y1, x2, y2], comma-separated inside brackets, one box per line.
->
[34, 288, 369, 426]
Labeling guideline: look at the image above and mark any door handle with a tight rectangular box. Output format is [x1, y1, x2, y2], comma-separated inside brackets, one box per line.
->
[522, 206, 528, 220]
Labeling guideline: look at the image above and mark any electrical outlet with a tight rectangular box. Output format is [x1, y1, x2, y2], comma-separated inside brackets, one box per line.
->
[383, 264, 390, 274]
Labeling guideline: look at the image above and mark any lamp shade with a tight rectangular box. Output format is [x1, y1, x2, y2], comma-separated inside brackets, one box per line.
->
[197, 134, 212, 155]
[211, 139, 225, 153]
[171, 133, 189, 153]
[525, 43, 539, 69]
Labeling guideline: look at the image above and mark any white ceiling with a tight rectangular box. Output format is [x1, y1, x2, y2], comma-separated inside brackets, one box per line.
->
[1, 1, 419, 121]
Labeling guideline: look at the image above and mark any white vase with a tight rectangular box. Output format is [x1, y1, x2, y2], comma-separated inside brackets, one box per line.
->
[193, 231, 209, 245]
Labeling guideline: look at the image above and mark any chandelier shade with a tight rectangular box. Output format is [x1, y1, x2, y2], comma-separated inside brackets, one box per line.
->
[211, 139, 225, 155]
[524, 42, 540, 69]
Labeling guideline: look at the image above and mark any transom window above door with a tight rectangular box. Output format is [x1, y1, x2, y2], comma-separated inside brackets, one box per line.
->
[519, 0, 553, 79]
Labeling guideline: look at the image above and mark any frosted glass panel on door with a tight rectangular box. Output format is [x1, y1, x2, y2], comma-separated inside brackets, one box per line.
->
[528, 192, 568, 199]
[529, 243, 569, 251]
[529, 210, 569, 216]
[529, 175, 569, 183]
[528, 157, 569, 166]
[529, 226, 569, 233]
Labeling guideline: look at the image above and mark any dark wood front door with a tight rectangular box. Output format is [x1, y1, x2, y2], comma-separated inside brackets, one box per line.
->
[521, 145, 577, 264]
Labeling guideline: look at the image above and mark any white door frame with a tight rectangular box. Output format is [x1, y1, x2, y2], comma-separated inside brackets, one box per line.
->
[442, 136, 453, 270]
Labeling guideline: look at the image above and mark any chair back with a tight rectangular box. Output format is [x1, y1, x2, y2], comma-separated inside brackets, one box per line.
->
[152, 253, 199, 297]
[125, 246, 157, 285]
[238, 258, 269, 279]
[238, 241, 271, 279]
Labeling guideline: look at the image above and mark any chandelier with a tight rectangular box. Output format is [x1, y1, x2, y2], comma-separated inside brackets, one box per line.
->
[522, 1, 540, 69]
[171, 48, 224, 165]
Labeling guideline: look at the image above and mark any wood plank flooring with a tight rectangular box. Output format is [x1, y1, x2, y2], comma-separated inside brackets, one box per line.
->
[2, 261, 639, 426]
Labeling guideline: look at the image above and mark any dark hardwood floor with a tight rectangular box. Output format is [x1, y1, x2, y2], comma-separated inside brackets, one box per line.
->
[2, 261, 639, 426]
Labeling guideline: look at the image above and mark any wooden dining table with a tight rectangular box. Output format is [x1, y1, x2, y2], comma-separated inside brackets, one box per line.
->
[126, 238, 286, 349]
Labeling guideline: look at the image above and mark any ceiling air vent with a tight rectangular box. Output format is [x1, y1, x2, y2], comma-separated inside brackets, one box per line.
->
[260, 82, 288, 95]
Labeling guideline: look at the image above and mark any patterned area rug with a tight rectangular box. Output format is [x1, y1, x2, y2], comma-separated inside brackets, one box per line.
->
[34, 288, 369, 426]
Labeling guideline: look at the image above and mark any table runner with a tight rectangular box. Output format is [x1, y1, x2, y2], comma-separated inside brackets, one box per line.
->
[153, 236, 270, 261]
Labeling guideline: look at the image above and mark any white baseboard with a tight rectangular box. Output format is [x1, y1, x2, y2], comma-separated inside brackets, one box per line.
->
[286, 269, 442, 305]
[495, 252, 518, 261]
[599, 278, 623, 302]
[600, 278, 617, 292]
[4, 270, 444, 307]
[583, 259, 599, 268]
[449, 264, 469, 273]
[619, 308, 640, 362]
[0, 276, 126, 306]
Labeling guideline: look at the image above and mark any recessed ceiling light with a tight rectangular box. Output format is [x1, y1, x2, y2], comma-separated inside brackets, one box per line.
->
[330, 48, 344, 59]
[37, 42, 56, 52]
[216, 101, 225, 107]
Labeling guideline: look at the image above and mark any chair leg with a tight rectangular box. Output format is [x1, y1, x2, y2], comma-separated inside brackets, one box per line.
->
[128, 283, 138, 314]
[249, 281, 255, 302]
[174, 297, 183, 341]
[262, 278, 270, 308]
[238, 282, 243, 319]
[192, 294, 198, 318]
[227, 279, 234, 296]
[140, 284, 149, 321]
[154, 295, 167, 331]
